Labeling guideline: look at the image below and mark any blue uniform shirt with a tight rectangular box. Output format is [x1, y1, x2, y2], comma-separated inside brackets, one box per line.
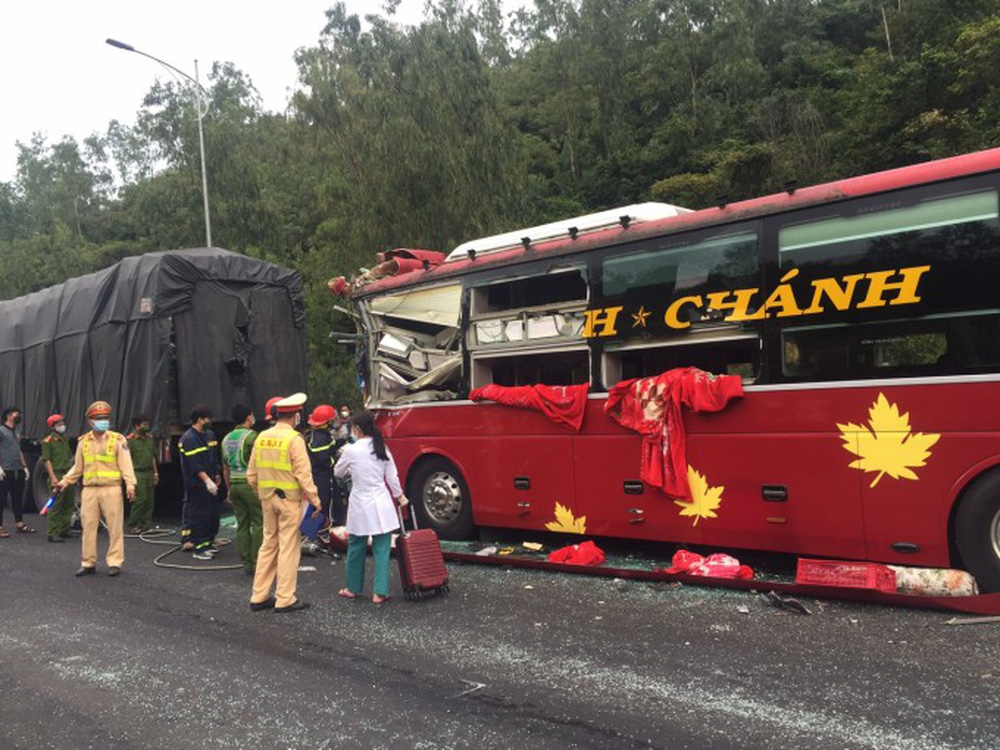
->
[179, 427, 220, 490]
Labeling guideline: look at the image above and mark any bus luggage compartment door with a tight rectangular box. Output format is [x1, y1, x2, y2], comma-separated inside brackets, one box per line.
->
[573, 432, 867, 559]
[472, 435, 579, 533]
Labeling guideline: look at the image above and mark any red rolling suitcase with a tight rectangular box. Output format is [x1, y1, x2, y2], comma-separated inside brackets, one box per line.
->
[396, 505, 449, 601]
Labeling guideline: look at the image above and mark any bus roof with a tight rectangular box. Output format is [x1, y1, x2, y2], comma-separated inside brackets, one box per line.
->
[355, 147, 1000, 298]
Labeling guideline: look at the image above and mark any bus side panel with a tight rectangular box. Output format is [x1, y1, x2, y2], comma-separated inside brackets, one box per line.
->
[861, 433, 1000, 567]
[572, 406, 867, 559]
[379, 407, 579, 532]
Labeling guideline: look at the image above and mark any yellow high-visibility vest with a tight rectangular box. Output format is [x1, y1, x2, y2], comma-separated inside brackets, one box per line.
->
[255, 430, 299, 492]
[81, 431, 123, 484]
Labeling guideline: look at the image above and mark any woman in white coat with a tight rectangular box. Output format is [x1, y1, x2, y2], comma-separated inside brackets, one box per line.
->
[334, 412, 408, 603]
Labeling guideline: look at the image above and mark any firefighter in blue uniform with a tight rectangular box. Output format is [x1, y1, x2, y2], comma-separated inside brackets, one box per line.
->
[305, 405, 344, 525]
[179, 405, 222, 559]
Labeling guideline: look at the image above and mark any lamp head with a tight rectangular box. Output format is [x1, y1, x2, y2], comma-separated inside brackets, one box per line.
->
[106, 38, 135, 51]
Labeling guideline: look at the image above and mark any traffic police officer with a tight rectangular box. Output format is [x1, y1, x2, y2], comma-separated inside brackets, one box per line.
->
[55, 401, 136, 577]
[248, 393, 320, 613]
[179, 406, 222, 559]
[222, 404, 261, 574]
[41, 414, 75, 542]
[126, 414, 158, 534]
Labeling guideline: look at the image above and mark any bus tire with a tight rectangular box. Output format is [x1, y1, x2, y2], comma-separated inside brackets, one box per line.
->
[954, 470, 1000, 593]
[409, 457, 473, 540]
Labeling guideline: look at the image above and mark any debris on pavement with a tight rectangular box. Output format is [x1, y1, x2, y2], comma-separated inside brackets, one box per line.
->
[946, 615, 1000, 626]
[763, 590, 812, 615]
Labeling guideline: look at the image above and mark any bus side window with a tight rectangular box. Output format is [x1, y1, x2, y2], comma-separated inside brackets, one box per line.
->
[473, 349, 590, 389]
[783, 311, 1000, 380]
[602, 337, 760, 387]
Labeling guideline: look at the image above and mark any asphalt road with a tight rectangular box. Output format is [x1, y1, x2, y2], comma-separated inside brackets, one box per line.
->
[1, 526, 997, 750]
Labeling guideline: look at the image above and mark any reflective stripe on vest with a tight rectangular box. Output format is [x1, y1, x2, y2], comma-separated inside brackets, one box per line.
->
[256, 431, 298, 491]
[82, 432, 122, 482]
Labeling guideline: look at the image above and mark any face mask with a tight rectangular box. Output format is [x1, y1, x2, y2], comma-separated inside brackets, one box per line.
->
[92, 419, 110, 432]
[13, 415, 21, 425]
[340, 412, 349, 420]
[294, 413, 302, 427]
[55, 425, 67, 435]
[139, 425, 150, 434]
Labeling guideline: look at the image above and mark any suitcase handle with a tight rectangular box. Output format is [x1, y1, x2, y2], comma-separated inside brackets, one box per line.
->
[396, 499, 417, 537]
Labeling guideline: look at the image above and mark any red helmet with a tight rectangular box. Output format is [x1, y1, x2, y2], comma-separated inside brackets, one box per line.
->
[47, 414, 65, 429]
[308, 404, 337, 427]
[265, 396, 282, 419]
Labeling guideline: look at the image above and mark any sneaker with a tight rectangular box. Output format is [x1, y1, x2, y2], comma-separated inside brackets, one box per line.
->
[192, 551, 215, 560]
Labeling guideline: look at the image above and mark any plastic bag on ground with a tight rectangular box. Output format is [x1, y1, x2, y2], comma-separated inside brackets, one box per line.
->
[662, 550, 753, 579]
[547, 541, 606, 566]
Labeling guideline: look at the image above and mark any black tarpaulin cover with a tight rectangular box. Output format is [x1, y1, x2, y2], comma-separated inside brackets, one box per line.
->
[0, 248, 306, 438]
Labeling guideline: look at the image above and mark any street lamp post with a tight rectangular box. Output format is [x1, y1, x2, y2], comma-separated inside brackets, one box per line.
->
[106, 38, 213, 248]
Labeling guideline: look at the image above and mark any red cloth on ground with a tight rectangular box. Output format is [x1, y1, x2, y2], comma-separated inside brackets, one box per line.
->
[604, 367, 743, 497]
[547, 541, 606, 566]
[661, 550, 753, 579]
[470, 383, 590, 431]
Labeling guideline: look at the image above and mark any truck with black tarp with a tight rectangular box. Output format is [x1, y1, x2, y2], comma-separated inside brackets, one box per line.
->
[0, 247, 307, 508]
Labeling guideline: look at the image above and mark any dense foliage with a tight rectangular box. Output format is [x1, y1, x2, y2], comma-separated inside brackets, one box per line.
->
[2, 0, 998, 404]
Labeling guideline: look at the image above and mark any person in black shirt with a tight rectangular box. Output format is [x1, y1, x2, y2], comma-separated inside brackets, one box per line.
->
[179, 406, 222, 559]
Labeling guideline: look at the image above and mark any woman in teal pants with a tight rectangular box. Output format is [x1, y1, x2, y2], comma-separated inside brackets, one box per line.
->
[333, 413, 408, 603]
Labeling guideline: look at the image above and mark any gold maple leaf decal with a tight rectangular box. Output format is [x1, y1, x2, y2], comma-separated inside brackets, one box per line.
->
[545, 502, 587, 534]
[674, 466, 723, 526]
[837, 393, 940, 488]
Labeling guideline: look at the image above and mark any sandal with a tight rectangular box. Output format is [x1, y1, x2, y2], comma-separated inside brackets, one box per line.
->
[337, 588, 358, 599]
[373, 594, 390, 605]
[16, 523, 35, 534]
[0, 527, 9, 538]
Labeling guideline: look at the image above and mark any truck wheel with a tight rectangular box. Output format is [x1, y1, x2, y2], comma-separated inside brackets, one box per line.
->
[954, 470, 1000, 593]
[409, 457, 473, 540]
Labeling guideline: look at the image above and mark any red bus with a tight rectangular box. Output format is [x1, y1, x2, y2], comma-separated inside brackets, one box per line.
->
[339, 148, 1000, 591]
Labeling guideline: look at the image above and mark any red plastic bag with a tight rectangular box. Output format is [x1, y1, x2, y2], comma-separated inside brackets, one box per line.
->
[663, 550, 753, 579]
[547, 540, 606, 566]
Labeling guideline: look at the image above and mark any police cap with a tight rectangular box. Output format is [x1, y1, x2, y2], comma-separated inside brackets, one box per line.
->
[86, 401, 113, 418]
[274, 393, 307, 414]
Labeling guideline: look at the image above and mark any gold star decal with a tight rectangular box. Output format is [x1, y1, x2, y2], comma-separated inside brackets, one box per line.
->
[631, 306, 651, 328]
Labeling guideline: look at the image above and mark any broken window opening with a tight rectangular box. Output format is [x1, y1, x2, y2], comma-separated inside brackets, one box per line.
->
[360, 283, 463, 405]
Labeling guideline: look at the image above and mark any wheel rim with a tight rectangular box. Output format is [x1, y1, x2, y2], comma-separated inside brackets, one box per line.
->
[422, 471, 463, 525]
[991, 506, 1000, 561]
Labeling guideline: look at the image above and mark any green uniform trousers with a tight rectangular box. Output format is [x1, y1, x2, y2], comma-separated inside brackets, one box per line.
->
[127, 469, 156, 531]
[229, 481, 262, 572]
[45, 482, 75, 538]
[346, 533, 392, 597]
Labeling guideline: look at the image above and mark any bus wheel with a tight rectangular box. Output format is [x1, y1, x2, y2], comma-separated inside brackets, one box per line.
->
[410, 458, 473, 540]
[955, 470, 1000, 593]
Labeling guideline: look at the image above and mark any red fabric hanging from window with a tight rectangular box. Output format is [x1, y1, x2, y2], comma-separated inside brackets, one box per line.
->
[604, 368, 744, 497]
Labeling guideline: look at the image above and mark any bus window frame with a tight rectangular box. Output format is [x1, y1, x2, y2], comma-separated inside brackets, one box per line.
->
[469, 342, 592, 391]
[763, 172, 1000, 384]
[587, 218, 767, 390]
[599, 329, 761, 391]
